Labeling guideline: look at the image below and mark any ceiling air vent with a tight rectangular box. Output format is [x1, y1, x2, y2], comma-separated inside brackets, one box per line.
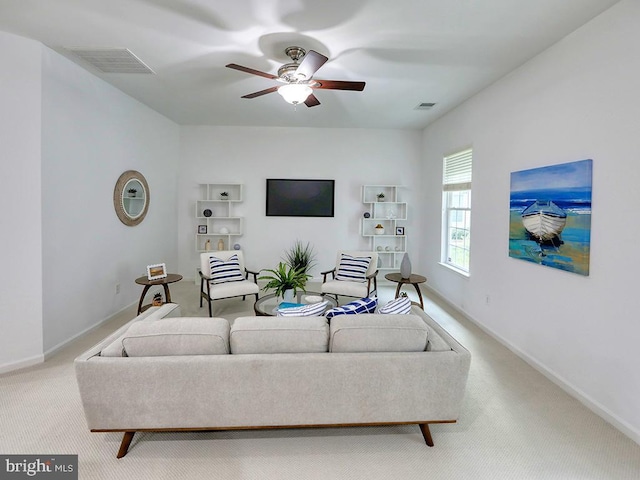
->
[415, 102, 436, 110]
[65, 48, 155, 74]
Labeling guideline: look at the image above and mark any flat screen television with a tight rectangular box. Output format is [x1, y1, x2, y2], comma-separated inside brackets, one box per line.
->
[266, 179, 335, 217]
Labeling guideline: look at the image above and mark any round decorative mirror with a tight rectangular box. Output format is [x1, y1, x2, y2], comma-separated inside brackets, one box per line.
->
[113, 170, 150, 226]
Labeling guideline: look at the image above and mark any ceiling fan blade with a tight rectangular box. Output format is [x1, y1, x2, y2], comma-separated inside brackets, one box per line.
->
[226, 63, 278, 80]
[295, 50, 328, 80]
[304, 94, 321, 107]
[241, 86, 278, 99]
[314, 80, 366, 91]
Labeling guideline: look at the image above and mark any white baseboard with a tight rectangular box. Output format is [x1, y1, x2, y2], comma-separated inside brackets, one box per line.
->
[423, 284, 640, 447]
[44, 301, 136, 360]
[0, 353, 45, 375]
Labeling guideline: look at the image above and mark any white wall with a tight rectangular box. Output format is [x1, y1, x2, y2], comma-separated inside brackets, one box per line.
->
[0, 32, 44, 372]
[178, 126, 423, 281]
[40, 48, 180, 354]
[421, 0, 640, 443]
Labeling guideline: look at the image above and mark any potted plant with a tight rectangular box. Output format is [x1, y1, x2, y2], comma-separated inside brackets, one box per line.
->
[375, 224, 385, 235]
[220, 191, 229, 200]
[284, 240, 316, 277]
[259, 262, 311, 301]
[128, 188, 137, 198]
[377, 192, 385, 202]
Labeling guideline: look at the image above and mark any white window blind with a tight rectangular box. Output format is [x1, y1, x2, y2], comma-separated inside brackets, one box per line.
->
[443, 148, 472, 191]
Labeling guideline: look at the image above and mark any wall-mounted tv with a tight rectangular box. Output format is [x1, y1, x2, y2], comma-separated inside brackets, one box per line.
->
[266, 179, 335, 217]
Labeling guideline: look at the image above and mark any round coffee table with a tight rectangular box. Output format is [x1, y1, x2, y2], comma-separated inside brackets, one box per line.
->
[135, 273, 183, 314]
[254, 291, 337, 316]
[384, 273, 427, 310]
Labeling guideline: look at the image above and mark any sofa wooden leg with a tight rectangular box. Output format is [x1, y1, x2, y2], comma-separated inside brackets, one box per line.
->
[419, 423, 434, 447]
[117, 431, 135, 458]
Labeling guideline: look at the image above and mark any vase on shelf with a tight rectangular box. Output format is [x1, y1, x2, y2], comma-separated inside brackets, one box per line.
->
[205, 239, 211, 251]
[375, 224, 384, 235]
[400, 252, 412, 279]
[217, 238, 225, 250]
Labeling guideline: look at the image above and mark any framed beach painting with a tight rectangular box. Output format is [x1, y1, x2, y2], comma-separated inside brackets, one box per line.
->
[147, 263, 168, 281]
[509, 159, 592, 276]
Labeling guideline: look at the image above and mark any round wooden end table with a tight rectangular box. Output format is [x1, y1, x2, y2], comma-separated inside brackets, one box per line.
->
[135, 273, 183, 314]
[384, 273, 427, 310]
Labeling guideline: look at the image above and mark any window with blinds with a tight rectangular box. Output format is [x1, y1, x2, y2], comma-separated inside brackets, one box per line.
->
[443, 148, 472, 273]
[443, 148, 472, 190]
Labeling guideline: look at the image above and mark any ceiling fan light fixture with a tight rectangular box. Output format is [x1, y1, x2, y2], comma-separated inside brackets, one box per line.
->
[277, 84, 312, 104]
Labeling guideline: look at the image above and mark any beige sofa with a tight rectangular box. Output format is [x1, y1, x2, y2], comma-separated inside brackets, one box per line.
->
[74, 303, 471, 458]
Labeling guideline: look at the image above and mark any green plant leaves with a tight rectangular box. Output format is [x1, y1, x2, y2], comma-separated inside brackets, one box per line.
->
[258, 262, 311, 297]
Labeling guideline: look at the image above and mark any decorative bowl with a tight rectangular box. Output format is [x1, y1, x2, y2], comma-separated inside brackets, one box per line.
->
[304, 295, 323, 304]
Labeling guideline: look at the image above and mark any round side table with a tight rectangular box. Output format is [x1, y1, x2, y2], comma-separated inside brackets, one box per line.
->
[135, 273, 183, 314]
[384, 273, 427, 310]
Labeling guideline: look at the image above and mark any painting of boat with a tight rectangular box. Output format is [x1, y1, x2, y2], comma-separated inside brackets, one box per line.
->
[521, 200, 567, 242]
[509, 159, 592, 276]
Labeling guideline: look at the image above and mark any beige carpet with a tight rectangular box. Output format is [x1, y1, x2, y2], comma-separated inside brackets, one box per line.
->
[1, 281, 639, 480]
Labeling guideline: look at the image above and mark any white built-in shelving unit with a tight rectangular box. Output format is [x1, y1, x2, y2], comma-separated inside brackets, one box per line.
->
[361, 185, 407, 272]
[195, 183, 243, 253]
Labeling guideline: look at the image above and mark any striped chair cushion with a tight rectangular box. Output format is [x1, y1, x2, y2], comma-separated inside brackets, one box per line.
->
[334, 254, 371, 283]
[209, 254, 245, 284]
[277, 300, 330, 317]
[379, 296, 412, 314]
[325, 297, 378, 320]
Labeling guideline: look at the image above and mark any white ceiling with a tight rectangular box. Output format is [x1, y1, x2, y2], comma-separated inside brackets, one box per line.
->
[0, 0, 620, 129]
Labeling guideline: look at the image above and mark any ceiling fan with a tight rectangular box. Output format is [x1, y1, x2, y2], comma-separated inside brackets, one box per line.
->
[226, 46, 365, 107]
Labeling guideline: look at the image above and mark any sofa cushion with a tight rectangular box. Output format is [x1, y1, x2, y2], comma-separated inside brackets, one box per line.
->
[329, 314, 428, 353]
[425, 326, 452, 352]
[209, 254, 245, 284]
[230, 316, 329, 354]
[277, 300, 329, 317]
[325, 297, 378, 319]
[378, 296, 412, 314]
[100, 304, 182, 357]
[334, 254, 371, 283]
[120, 317, 230, 357]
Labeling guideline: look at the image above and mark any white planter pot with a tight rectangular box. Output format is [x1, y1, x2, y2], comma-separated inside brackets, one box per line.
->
[283, 289, 295, 303]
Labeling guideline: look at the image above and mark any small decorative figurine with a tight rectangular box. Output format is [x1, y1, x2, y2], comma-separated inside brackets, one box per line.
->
[152, 293, 163, 306]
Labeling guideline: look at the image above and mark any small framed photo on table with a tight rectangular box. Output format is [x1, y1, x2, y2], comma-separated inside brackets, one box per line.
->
[396, 226, 405, 236]
[198, 224, 207, 234]
[147, 263, 167, 281]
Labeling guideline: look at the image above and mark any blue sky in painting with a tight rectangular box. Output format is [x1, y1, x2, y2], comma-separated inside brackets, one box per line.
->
[510, 159, 593, 192]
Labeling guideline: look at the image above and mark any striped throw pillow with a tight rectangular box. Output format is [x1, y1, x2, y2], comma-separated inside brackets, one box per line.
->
[325, 297, 378, 320]
[209, 254, 245, 284]
[334, 254, 371, 283]
[379, 296, 412, 314]
[277, 300, 330, 317]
